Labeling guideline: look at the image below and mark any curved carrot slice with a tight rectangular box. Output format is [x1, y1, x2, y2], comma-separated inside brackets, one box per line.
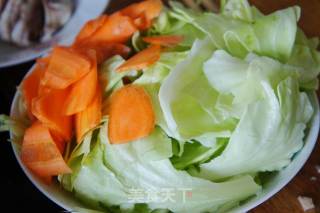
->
[50, 129, 66, 154]
[116, 45, 161, 72]
[75, 15, 108, 43]
[132, 14, 151, 30]
[75, 88, 102, 143]
[41, 47, 91, 89]
[108, 85, 155, 144]
[21, 122, 71, 178]
[63, 56, 98, 115]
[89, 13, 137, 44]
[74, 42, 131, 64]
[32, 88, 72, 141]
[22, 58, 48, 120]
[143, 35, 184, 47]
[120, 0, 163, 29]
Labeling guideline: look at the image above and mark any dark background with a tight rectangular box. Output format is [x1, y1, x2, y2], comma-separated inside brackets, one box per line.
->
[0, 0, 319, 213]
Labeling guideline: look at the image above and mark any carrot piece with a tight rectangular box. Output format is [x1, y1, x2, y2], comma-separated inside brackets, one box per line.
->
[75, 88, 102, 143]
[120, 0, 163, 29]
[116, 45, 161, 72]
[108, 85, 155, 144]
[21, 122, 71, 178]
[132, 14, 152, 30]
[21, 58, 48, 120]
[74, 42, 131, 64]
[50, 129, 66, 154]
[75, 15, 108, 43]
[63, 56, 98, 115]
[41, 47, 91, 89]
[87, 13, 137, 44]
[143, 35, 184, 47]
[32, 88, 72, 141]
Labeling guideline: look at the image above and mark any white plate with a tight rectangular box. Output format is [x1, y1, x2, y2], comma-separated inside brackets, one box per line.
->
[9, 68, 320, 212]
[0, 0, 110, 68]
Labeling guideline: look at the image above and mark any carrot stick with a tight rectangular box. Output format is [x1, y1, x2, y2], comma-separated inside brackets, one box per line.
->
[143, 35, 184, 47]
[116, 45, 161, 72]
[108, 85, 155, 144]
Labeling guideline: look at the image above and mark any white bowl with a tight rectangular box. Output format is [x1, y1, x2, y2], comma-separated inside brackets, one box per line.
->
[10, 67, 320, 212]
[0, 0, 110, 68]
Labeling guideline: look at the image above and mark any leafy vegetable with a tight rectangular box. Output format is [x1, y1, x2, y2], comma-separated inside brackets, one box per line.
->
[61, 122, 260, 212]
[197, 77, 313, 180]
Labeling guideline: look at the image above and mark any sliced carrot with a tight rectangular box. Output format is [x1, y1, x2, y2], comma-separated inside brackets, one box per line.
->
[21, 122, 71, 178]
[62, 56, 98, 115]
[132, 14, 152, 30]
[75, 15, 108, 43]
[74, 42, 131, 64]
[120, 0, 163, 29]
[32, 88, 72, 141]
[88, 13, 137, 44]
[143, 35, 184, 47]
[21, 59, 47, 120]
[41, 47, 91, 89]
[108, 85, 155, 144]
[50, 129, 66, 154]
[116, 45, 161, 72]
[75, 88, 102, 143]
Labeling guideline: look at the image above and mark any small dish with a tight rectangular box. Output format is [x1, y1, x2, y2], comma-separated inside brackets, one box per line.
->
[0, 0, 110, 68]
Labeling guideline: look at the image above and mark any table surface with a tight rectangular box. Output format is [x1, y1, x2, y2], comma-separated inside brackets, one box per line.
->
[0, 0, 319, 212]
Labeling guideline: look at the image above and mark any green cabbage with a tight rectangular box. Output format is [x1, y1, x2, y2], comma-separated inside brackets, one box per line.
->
[61, 123, 260, 213]
[57, 0, 320, 212]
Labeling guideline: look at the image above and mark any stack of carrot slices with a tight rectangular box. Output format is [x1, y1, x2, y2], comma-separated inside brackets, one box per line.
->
[19, 0, 164, 181]
[19, 0, 186, 181]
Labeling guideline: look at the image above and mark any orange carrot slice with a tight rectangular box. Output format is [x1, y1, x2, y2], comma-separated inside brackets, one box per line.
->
[120, 0, 163, 29]
[75, 15, 108, 43]
[89, 13, 137, 44]
[63, 56, 98, 115]
[74, 42, 131, 64]
[108, 85, 155, 144]
[143, 35, 184, 47]
[116, 45, 161, 72]
[22, 59, 48, 120]
[75, 88, 102, 143]
[50, 129, 66, 154]
[32, 88, 72, 141]
[132, 14, 151, 30]
[41, 47, 91, 89]
[21, 122, 71, 178]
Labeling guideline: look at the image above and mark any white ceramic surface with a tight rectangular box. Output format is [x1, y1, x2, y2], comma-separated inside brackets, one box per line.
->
[9, 70, 320, 212]
[0, 0, 110, 68]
